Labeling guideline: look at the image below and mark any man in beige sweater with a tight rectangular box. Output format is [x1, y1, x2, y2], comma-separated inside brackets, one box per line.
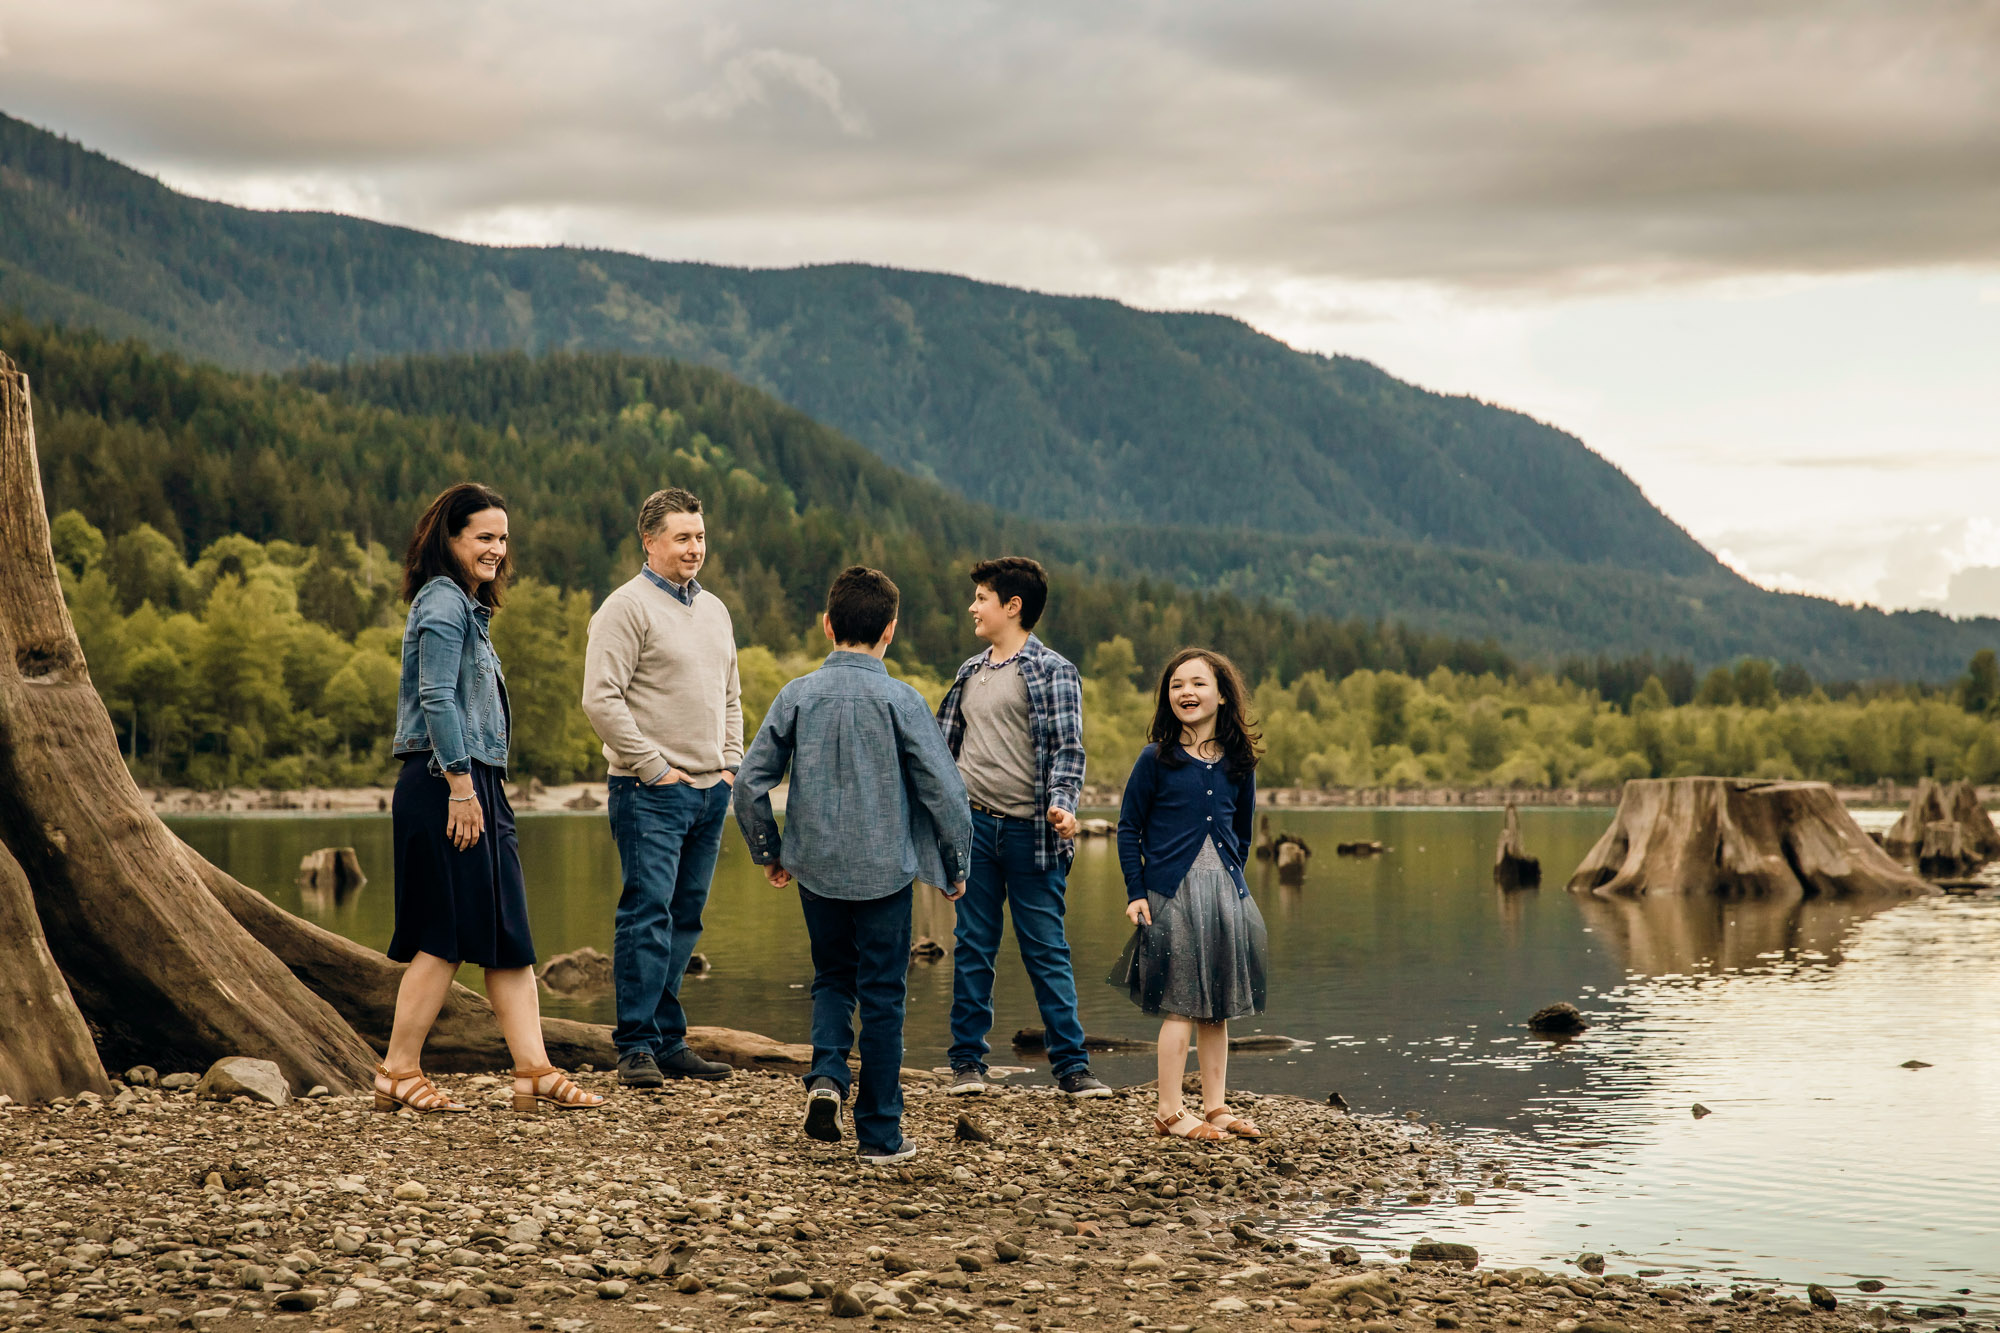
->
[582, 487, 743, 1087]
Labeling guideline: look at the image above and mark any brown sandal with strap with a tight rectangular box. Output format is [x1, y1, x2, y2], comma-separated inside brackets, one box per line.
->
[372, 1063, 469, 1115]
[1204, 1106, 1261, 1139]
[512, 1065, 605, 1113]
[1155, 1106, 1226, 1140]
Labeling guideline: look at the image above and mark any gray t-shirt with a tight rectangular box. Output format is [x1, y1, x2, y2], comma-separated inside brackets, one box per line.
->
[956, 658, 1040, 818]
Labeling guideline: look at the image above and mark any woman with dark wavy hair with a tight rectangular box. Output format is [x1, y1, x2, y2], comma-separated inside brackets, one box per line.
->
[378, 482, 603, 1116]
[1110, 647, 1268, 1140]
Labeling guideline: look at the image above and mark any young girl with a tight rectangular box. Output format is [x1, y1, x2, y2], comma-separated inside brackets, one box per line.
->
[1111, 648, 1269, 1140]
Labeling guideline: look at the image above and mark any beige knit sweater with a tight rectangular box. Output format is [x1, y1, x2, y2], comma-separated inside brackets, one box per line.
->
[581, 574, 743, 785]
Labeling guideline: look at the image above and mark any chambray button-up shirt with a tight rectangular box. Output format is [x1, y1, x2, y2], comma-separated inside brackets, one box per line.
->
[639, 564, 702, 606]
[734, 652, 974, 900]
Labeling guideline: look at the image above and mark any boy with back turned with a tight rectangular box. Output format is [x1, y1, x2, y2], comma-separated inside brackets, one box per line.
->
[734, 566, 973, 1164]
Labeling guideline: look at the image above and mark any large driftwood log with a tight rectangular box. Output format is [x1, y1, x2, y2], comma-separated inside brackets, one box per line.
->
[1884, 778, 2000, 861]
[0, 843, 108, 1102]
[1568, 778, 1932, 899]
[0, 354, 376, 1093]
[1493, 802, 1541, 889]
[192, 850, 812, 1072]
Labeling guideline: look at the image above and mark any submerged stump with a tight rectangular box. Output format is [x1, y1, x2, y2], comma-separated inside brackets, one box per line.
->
[1919, 821, 1974, 877]
[1494, 803, 1541, 889]
[1568, 778, 1932, 899]
[296, 846, 366, 899]
[1884, 778, 2000, 863]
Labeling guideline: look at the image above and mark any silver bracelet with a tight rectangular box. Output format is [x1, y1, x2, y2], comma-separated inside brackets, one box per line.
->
[448, 795, 477, 804]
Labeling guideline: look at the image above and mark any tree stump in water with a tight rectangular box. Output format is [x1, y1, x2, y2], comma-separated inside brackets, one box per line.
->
[1884, 778, 2000, 862]
[1493, 803, 1541, 889]
[1568, 778, 1932, 899]
[1275, 838, 1310, 885]
[297, 846, 367, 900]
[1919, 821, 1973, 877]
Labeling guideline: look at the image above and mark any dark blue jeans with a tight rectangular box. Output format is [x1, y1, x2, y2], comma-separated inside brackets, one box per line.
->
[608, 777, 730, 1058]
[949, 811, 1090, 1079]
[799, 884, 912, 1157]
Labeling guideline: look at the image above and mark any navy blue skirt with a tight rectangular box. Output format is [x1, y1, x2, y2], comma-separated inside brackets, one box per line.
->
[388, 755, 535, 969]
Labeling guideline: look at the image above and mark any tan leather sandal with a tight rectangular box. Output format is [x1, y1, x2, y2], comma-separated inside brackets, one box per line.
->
[1155, 1106, 1226, 1140]
[372, 1063, 469, 1114]
[512, 1065, 605, 1113]
[1204, 1106, 1261, 1138]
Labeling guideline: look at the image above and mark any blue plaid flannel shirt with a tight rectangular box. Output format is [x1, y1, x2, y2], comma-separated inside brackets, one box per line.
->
[935, 634, 1086, 870]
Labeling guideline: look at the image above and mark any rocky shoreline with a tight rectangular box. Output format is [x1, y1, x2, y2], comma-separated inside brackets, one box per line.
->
[0, 1067, 1932, 1333]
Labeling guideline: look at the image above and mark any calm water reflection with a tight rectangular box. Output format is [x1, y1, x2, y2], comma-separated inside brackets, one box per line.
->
[172, 805, 2000, 1311]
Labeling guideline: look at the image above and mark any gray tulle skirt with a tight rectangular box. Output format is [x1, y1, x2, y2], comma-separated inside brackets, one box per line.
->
[1110, 838, 1268, 1022]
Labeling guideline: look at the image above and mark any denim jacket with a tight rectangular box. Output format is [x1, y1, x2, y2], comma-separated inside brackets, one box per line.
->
[392, 576, 510, 773]
[734, 652, 973, 900]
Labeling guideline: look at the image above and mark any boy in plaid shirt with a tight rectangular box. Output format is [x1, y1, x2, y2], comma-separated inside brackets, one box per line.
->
[935, 557, 1110, 1099]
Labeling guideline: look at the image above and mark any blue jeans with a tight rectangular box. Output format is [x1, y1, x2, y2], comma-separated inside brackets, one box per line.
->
[798, 884, 912, 1156]
[949, 811, 1090, 1079]
[608, 777, 730, 1058]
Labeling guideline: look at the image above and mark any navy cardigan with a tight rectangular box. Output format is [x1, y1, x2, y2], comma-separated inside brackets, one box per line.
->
[1116, 743, 1256, 902]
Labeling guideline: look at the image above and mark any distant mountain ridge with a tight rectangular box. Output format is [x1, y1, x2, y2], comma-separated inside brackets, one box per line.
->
[3, 108, 1997, 680]
[0, 109, 1712, 579]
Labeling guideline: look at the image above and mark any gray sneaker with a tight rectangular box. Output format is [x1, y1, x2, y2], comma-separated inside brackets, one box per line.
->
[617, 1049, 664, 1089]
[1058, 1070, 1113, 1099]
[946, 1066, 987, 1096]
[859, 1141, 920, 1166]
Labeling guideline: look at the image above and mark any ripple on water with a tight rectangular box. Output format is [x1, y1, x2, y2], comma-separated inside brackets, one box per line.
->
[1297, 891, 2000, 1314]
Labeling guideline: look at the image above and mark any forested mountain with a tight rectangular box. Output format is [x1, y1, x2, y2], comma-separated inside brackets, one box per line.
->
[3, 111, 1996, 679]
[0, 110, 1713, 575]
[8, 316, 1508, 689]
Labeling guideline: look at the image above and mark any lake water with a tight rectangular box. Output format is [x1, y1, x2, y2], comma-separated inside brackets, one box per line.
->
[172, 805, 2000, 1314]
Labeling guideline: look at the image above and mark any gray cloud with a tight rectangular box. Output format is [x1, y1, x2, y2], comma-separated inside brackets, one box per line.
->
[2, 0, 1999, 291]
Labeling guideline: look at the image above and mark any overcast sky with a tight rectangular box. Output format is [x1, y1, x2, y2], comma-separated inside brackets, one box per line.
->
[4, 0, 1998, 612]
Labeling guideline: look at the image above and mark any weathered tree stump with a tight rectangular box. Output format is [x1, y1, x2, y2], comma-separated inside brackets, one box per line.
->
[1919, 821, 1973, 877]
[0, 354, 376, 1095]
[296, 846, 366, 899]
[0, 843, 108, 1102]
[1275, 838, 1310, 885]
[1335, 839, 1383, 856]
[1568, 778, 1932, 899]
[1494, 803, 1542, 889]
[1884, 778, 2000, 862]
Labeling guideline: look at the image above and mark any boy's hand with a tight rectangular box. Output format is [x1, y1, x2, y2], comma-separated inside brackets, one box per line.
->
[943, 881, 967, 901]
[1047, 806, 1079, 838]
[764, 863, 793, 888]
[1126, 899, 1152, 926]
